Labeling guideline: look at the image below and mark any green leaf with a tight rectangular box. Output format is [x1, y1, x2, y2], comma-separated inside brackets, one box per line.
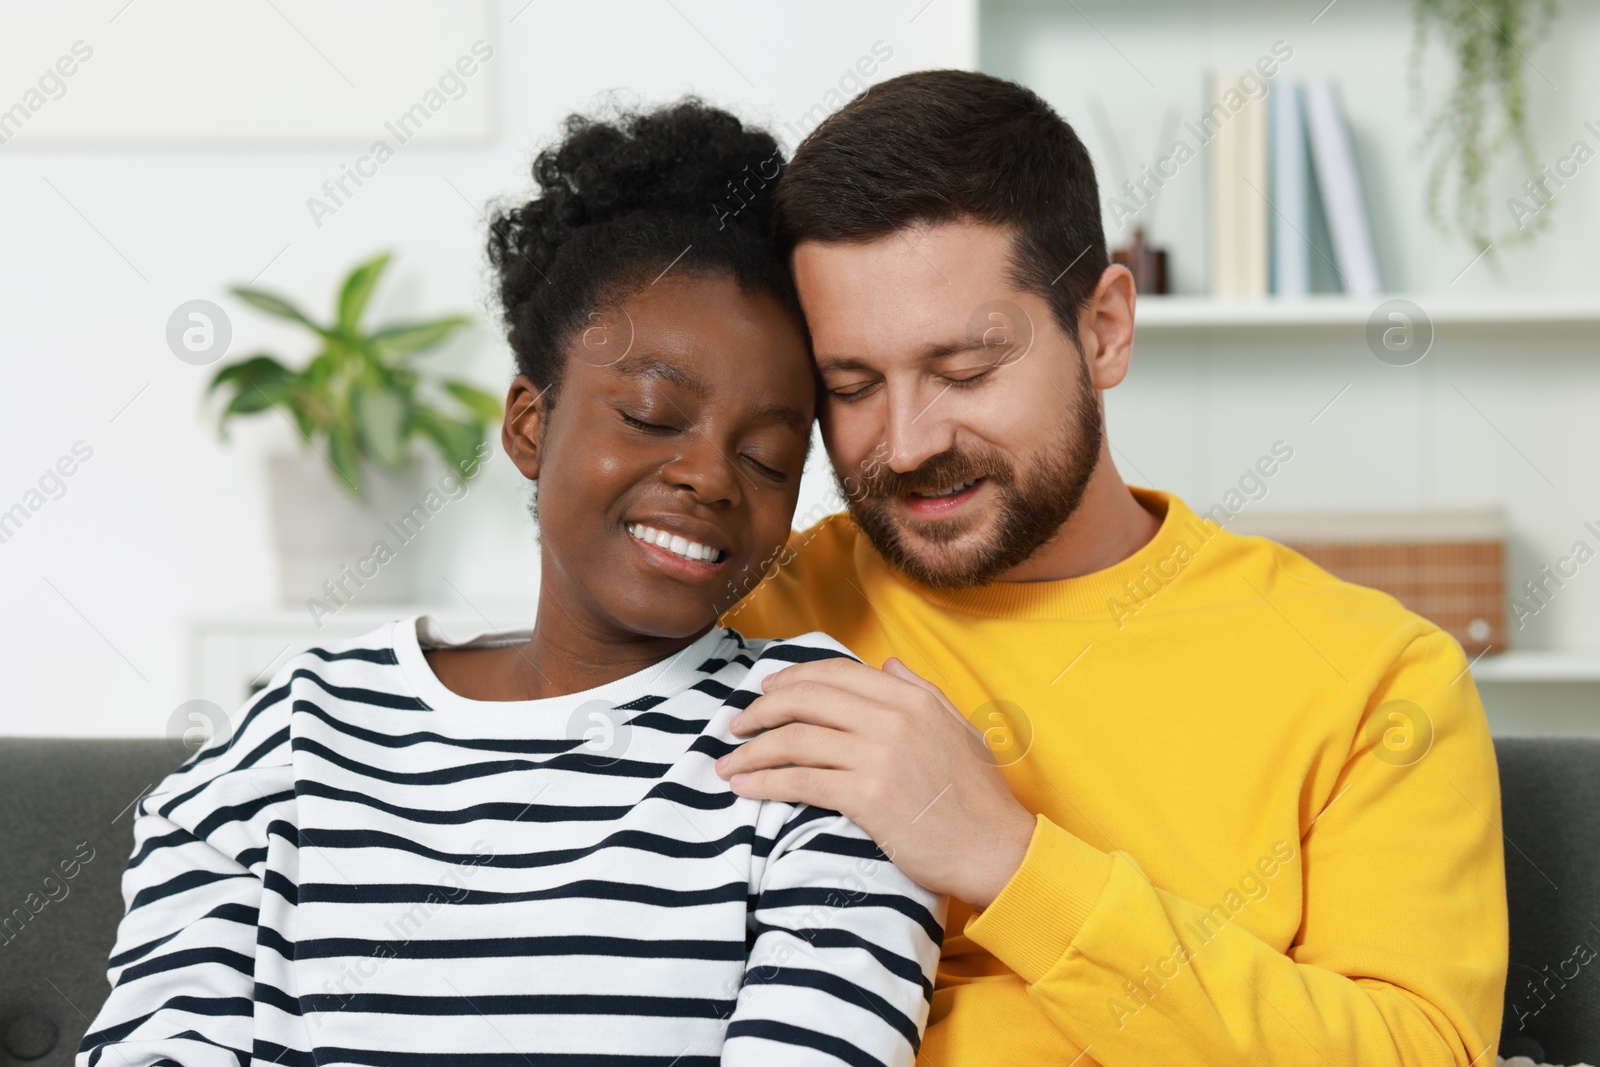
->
[441, 380, 503, 426]
[224, 385, 282, 416]
[216, 388, 277, 442]
[283, 390, 316, 443]
[206, 353, 294, 397]
[370, 315, 473, 356]
[303, 350, 336, 394]
[325, 421, 365, 501]
[412, 407, 484, 474]
[337, 251, 392, 336]
[208, 355, 297, 441]
[352, 382, 410, 472]
[229, 286, 327, 334]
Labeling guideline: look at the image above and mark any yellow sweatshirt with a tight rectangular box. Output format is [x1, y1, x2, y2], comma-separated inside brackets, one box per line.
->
[721, 485, 1507, 1066]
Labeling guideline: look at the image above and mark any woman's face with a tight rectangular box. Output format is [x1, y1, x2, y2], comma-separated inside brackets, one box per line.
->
[505, 273, 814, 641]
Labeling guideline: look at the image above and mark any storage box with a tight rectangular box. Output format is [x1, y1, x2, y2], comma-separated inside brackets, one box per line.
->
[1223, 509, 1507, 656]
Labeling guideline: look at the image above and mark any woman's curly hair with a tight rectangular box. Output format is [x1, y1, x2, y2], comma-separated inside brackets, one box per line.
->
[486, 98, 802, 408]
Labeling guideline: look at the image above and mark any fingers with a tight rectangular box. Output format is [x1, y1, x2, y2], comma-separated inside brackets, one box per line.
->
[718, 721, 865, 778]
[726, 764, 847, 809]
[732, 680, 879, 737]
[761, 656, 907, 702]
[883, 656, 968, 726]
[881, 656, 942, 696]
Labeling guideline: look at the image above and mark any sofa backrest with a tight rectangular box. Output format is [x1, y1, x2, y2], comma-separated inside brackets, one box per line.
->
[1493, 736, 1600, 1064]
[0, 738, 183, 1066]
[1, 736, 1595, 1065]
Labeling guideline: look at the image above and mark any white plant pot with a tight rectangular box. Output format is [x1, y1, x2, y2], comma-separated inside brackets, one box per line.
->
[267, 450, 433, 607]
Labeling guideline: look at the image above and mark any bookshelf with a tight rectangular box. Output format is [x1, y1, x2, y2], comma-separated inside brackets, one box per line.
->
[977, 0, 1600, 300]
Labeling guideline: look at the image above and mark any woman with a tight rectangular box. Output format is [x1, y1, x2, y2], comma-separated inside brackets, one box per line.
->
[77, 100, 944, 1067]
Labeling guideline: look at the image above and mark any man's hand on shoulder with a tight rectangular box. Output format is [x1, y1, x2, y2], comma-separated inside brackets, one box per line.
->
[714, 654, 1036, 909]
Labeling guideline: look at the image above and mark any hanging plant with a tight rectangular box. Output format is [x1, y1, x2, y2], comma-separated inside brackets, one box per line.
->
[1409, 0, 1559, 253]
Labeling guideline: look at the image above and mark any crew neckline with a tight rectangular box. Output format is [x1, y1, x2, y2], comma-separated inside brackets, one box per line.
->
[393, 612, 739, 724]
[855, 485, 1219, 620]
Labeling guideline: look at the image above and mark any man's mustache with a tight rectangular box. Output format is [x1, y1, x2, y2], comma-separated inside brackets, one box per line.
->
[847, 448, 1013, 501]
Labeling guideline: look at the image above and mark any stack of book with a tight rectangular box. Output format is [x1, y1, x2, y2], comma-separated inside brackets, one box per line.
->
[1208, 78, 1381, 298]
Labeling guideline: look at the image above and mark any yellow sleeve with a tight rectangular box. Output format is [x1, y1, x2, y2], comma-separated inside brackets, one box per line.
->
[964, 626, 1508, 1065]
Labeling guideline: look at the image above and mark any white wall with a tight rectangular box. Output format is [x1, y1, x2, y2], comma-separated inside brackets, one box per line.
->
[0, 0, 977, 737]
[3, 0, 1594, 739]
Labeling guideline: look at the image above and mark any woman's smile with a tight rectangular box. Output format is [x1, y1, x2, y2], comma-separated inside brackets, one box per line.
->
[625, 518, 733, 583]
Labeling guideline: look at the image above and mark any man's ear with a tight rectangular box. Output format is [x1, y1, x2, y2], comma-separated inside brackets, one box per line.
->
[501, 374, 548, 481]
[1078, 263, 1137, 391]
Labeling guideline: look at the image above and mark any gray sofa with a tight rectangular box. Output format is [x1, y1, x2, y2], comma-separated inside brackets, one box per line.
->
[1, 737, 1595, 1065]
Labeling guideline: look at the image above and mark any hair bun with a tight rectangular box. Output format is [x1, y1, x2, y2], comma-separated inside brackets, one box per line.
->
[545, 100, 782, 228]
[490, 99, 784, 295]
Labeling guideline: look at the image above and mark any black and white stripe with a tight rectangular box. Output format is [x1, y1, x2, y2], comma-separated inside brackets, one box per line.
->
[78, 615, 945, 1067]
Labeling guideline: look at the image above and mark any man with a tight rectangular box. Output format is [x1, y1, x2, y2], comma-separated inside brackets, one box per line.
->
[714, 69, 1507, 1066]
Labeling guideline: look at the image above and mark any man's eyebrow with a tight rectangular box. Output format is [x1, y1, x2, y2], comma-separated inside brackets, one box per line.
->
[816, 339, 986, 374]
[919, 338, 989, 361]
[612, 354, 705, 396]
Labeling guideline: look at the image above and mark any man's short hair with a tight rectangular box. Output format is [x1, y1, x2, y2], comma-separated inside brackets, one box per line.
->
[773, 68, 1109, 349]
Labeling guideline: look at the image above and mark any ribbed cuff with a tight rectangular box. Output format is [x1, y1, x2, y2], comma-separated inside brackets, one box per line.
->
[963, 814, 1115, 985]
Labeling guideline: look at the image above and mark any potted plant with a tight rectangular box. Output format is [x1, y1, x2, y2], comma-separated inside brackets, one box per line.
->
[204, 250, 501, 607]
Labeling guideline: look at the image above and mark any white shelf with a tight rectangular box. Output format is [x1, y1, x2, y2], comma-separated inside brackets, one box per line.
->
[1471, 651, 1600, 683]
[1131, 295, 1600, 332]
[187, 609, 1600, 687]
[187, 604, 532, 630]
[187, 605, 534, 709]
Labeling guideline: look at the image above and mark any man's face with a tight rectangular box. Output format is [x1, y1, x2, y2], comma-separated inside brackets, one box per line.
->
[793, 219, 1105, 589]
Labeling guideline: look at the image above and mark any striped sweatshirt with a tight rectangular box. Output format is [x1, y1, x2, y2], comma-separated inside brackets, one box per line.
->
[78, 614, 946, 1067]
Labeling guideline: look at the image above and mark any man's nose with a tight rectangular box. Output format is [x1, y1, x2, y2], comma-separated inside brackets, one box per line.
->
[881, 382, 958, 475]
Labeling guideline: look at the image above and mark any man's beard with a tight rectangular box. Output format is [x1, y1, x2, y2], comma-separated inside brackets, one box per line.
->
[836, 359, 1104, 590]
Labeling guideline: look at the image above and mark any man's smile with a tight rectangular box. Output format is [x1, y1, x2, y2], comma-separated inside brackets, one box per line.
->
[902, 476, 987, 518]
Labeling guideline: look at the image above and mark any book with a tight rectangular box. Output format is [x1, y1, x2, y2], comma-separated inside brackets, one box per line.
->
[1205, 71, 1269, 298]
[1270, 83, 1311, 297]
[1237, 83, 1269, 298]
[1303, 82, 1381, 295]
[1206, 71, 1239, 298]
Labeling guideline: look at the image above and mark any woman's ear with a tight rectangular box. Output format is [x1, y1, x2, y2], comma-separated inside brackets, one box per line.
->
[501, 374, 548, 482]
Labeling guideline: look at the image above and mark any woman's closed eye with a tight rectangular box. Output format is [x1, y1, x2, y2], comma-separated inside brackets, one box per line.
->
[618, 409, 679, 433]
[742, 452, 787, 481]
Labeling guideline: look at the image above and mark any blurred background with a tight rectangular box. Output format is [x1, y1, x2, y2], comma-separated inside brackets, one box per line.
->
[3, 0, 1597, 742]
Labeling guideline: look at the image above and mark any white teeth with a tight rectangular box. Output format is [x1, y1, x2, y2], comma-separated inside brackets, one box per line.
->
[917, 480, 975, 499]
[628, 523, 721, 563]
